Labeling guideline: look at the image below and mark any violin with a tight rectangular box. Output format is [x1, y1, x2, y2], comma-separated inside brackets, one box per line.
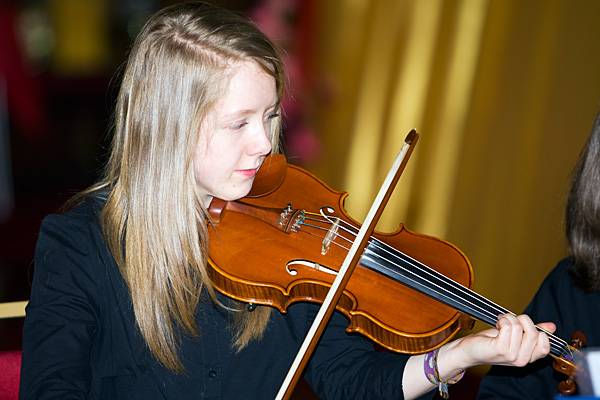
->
[207, 153, 579, 392]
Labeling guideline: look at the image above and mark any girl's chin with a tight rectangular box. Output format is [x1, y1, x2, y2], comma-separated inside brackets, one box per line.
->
[222, 187, 253, 202]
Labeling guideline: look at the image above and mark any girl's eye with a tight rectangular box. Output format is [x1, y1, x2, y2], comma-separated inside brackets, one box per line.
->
[267, 112, 280, 120]
[231, 120, 248, 130]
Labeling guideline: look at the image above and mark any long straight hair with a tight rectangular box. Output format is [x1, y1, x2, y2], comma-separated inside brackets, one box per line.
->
[566, 111, 600, 291]
[80, 2, 284, 372]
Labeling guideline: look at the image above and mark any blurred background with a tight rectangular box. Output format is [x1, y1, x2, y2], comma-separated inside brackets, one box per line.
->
[1, 0, 600, 397]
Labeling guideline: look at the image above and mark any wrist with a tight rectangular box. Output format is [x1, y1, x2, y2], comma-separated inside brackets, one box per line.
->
[424, 344, 466, 399]
[436, 338, 471, 378]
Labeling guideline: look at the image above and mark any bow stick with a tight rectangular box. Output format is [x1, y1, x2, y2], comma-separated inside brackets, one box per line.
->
[276, 130, 419, 399]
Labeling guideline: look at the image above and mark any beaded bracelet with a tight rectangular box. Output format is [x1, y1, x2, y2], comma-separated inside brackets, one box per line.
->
[424, 348, 465, 399]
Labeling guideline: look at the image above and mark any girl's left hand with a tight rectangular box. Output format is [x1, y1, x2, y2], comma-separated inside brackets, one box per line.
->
[402, 313, 556, 399]
[457, 313, 556, 368]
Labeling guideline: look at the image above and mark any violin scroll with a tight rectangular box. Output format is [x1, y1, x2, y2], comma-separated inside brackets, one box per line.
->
[554, 330, 586, 395]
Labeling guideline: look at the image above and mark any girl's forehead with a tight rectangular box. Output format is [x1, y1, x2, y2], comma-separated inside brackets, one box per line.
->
[214, 61, 278, 115]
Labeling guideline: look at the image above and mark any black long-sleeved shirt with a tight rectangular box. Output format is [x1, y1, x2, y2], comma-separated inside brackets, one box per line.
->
[20, 197, 413, 399]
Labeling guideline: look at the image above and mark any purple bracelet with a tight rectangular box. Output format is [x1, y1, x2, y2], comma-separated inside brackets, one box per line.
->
[424, 348, 465, 399]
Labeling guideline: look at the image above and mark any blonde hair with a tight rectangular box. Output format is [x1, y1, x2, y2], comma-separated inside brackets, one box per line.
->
[82, 2, 284, 372]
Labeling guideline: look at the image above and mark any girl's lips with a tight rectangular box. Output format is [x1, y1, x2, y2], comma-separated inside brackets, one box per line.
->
[236, 168, 258, 177]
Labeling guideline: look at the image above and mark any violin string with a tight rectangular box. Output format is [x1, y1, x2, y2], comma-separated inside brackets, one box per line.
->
[361, 239, 570, 356]
[296, 215, 571, 357]
[298, 214, 570, 355]
[297, 217, 509, 323]
[298, 222, 351, 247]
[335, 218, 571, 356]
[291, 235, 568, 359]
[360, 233, 572, 353]
[302, 214, 356, 247]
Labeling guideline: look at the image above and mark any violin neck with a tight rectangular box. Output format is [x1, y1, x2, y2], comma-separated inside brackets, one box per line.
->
[362, 241, 504, 326]
[360, 240, 571, 359]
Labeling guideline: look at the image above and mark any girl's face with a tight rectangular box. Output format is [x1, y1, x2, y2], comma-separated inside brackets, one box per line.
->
[194, 61, 278, 207]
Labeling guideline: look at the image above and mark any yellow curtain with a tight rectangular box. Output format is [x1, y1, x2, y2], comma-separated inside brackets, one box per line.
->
[49, 0, 109, 74]
[312, 0, 600, 321]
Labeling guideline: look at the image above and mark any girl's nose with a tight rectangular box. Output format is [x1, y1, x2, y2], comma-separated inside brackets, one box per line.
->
[249, 123, 273, 156]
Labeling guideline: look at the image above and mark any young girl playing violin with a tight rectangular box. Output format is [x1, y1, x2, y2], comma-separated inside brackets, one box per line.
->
[20, 2, 555, 399]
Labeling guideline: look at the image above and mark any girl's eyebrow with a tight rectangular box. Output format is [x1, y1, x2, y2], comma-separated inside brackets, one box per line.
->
[221, 110, 253, 120]
[221, 103, 279, 120]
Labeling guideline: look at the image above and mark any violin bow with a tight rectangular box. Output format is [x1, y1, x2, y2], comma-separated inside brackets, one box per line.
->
[276, 130, 419, 399]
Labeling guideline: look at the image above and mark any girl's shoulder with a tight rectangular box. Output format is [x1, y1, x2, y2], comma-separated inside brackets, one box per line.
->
[43, 193, 105, 234]
[30, 193, 113, 315]
[37, 192, 108, 264]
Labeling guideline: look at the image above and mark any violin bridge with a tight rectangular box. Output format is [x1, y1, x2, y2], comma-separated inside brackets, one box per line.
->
[321, 218, 340, 255]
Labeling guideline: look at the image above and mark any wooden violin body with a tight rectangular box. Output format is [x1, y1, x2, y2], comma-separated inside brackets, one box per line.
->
[208, 155, 474, 354]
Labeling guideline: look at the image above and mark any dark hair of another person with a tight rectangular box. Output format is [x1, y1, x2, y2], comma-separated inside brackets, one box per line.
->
[566, 112, 600, 291]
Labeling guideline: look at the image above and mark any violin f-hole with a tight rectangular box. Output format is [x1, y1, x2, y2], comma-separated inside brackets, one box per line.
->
[286, 260, 337, 276]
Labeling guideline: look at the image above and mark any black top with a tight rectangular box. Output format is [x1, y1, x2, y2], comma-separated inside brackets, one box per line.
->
[477, 258, 600, 399]
[20, 196, 415, 399]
